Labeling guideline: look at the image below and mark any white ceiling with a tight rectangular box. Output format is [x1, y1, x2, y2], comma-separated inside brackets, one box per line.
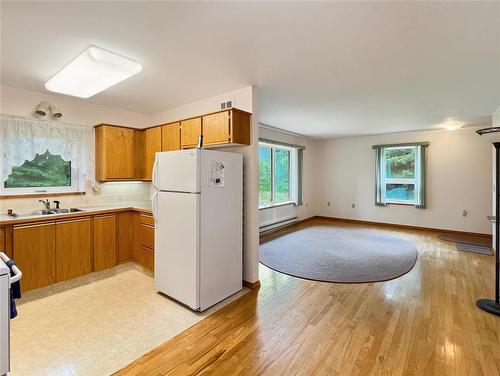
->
[1, 1, 499, 138]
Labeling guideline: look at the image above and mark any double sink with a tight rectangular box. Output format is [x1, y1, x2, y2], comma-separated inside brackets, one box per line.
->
[8, 208, 84, 219]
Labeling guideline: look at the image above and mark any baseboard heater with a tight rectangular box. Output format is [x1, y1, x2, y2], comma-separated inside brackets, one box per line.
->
[260, 216, 298, 233]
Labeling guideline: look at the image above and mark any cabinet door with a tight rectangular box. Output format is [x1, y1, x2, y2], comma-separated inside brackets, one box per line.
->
[0, 227, 5, 253]
[144, 127, 162, 180]
[118, 212, 133, 263]
[181, 117, 202, 149]
[203, 111, 230, 145]
[13, 222, 56, 291]
[93, 214, 118, 271]
[161, 122, 181, 151]
[103, 126, 135, 179]
[55, 217, 92, 282]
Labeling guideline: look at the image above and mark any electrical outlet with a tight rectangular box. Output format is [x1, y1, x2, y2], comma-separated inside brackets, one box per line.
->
[462, 209, 468, 217]
[352, 203, 356, 208]
[327, 201, 331, 206]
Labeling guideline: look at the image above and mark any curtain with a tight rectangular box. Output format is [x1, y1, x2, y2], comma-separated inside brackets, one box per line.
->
[374, 147, 386, 206]
[297, 148, 303, 205]
[414, 144, 427, 208]
[0, 114, 94, 191]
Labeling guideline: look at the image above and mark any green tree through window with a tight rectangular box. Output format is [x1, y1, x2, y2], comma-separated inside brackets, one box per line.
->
[4, 150, 71, 188]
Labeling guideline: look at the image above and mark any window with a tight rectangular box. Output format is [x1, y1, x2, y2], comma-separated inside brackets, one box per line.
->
[0, 114, 92, 196]
[374, 142, 428, 208]
[384, 146, 416, 203]
[259, 141, 302, 208]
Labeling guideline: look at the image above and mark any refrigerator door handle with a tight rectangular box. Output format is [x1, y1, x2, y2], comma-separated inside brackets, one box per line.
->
[152, 158, 159, 190]
[152, 191, 159, 224]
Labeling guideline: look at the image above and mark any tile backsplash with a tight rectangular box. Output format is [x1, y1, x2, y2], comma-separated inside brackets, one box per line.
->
[0, 182, 152, 213]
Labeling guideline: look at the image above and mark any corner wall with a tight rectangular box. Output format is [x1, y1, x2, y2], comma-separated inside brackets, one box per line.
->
[314, 127, 493, 234]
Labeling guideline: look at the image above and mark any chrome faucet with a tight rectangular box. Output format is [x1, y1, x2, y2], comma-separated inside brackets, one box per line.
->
[39, 199, 50, 210]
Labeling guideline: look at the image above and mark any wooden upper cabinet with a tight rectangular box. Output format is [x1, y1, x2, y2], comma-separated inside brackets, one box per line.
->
[13, 222, 56, 291]
[55, 217, 92, 282]
[161, 122, 181, 151]
[202, 109, 250, 147]
[95, 125, 136, 180]
[203, 111, 230, 145]
[93, 214, 118, 272]
[144, 127, 162, 180]
[181, 117, 202, 149]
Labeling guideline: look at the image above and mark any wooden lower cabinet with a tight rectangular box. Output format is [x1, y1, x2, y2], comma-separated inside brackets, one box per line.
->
[118, 212, 134, 263]
[55, 217, 92, 282]
[13, 222, 56, 291]
[133, 212, 155, 271]
[93, 214, 118, 272]
[134, 245, 154, 271]
[0, 227, 5, 254]
[6, 210, 156, 291]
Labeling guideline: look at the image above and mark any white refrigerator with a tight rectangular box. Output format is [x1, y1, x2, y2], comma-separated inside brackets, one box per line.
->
[152, 149, 243, 311]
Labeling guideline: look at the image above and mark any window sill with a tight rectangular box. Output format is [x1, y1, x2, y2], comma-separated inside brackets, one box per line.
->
[0, 191, 86, 199]
[386, 201, 415, 206]
[259, 201, 296, 210]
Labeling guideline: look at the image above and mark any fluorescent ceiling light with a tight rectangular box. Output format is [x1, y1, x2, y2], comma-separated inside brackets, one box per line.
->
[45, 45, 142, 98]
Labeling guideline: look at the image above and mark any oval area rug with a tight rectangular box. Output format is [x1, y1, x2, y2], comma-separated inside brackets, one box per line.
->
[260, 226, 418, 283]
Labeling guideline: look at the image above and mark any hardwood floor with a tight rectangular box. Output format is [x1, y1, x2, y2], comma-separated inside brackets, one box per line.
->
[115, 219, 500, 376]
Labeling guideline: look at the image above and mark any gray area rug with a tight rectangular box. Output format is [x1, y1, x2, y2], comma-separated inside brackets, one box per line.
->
[260, 226, 418, 283]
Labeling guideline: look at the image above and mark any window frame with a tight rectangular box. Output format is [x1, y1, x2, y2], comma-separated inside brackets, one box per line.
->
[382, 146, 417, 205]
[259, 142, 297, 209]
[0, 115, 90, 197]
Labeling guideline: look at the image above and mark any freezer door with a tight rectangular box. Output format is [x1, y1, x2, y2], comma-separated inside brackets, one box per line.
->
[153, 150, 200, 193]
[154, 191, 200, 310]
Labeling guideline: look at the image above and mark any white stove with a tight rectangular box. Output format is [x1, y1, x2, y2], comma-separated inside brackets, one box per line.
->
[0, 257, 10, 376]
[0, 253, 22, 376]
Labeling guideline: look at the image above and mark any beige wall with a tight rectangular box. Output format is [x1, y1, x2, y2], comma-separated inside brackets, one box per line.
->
[315, 127, 493, 234]
[258, 126, 317, 226]
[1, 85, 152, 127]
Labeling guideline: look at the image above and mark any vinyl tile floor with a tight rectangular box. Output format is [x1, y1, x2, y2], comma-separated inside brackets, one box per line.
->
[10, 265, 249, 376]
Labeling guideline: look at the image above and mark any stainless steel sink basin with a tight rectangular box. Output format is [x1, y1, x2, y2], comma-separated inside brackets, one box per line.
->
[51, 208, 84, 214]
[9, 209, 55, 218]
[8, 208, 84, 218]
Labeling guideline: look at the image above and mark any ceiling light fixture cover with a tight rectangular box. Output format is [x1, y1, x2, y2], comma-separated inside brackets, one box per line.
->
[45, 45, 142, 98]
[442, 118, 464, 131]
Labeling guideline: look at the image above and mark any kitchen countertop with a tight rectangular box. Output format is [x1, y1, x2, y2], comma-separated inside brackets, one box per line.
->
[0, 201, 152, 226]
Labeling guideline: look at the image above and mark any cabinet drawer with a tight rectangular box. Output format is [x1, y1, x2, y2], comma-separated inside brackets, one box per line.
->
[140, 214, 154, 227]
[134, 245, 154, 271]
[139, 224, 154, 250]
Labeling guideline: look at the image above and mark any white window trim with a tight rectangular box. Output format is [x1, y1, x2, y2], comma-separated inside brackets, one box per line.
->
[0, 114, 92, 196]
[259, 142, 298, 209]
[383, 146, 417, 205]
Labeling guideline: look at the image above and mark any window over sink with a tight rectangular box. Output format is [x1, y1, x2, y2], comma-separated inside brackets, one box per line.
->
[0, 114, 93, 196]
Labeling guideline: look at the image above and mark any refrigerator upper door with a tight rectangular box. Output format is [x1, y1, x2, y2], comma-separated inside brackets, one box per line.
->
[154, 150, 200, 193]
[154, 191, 200, 310]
